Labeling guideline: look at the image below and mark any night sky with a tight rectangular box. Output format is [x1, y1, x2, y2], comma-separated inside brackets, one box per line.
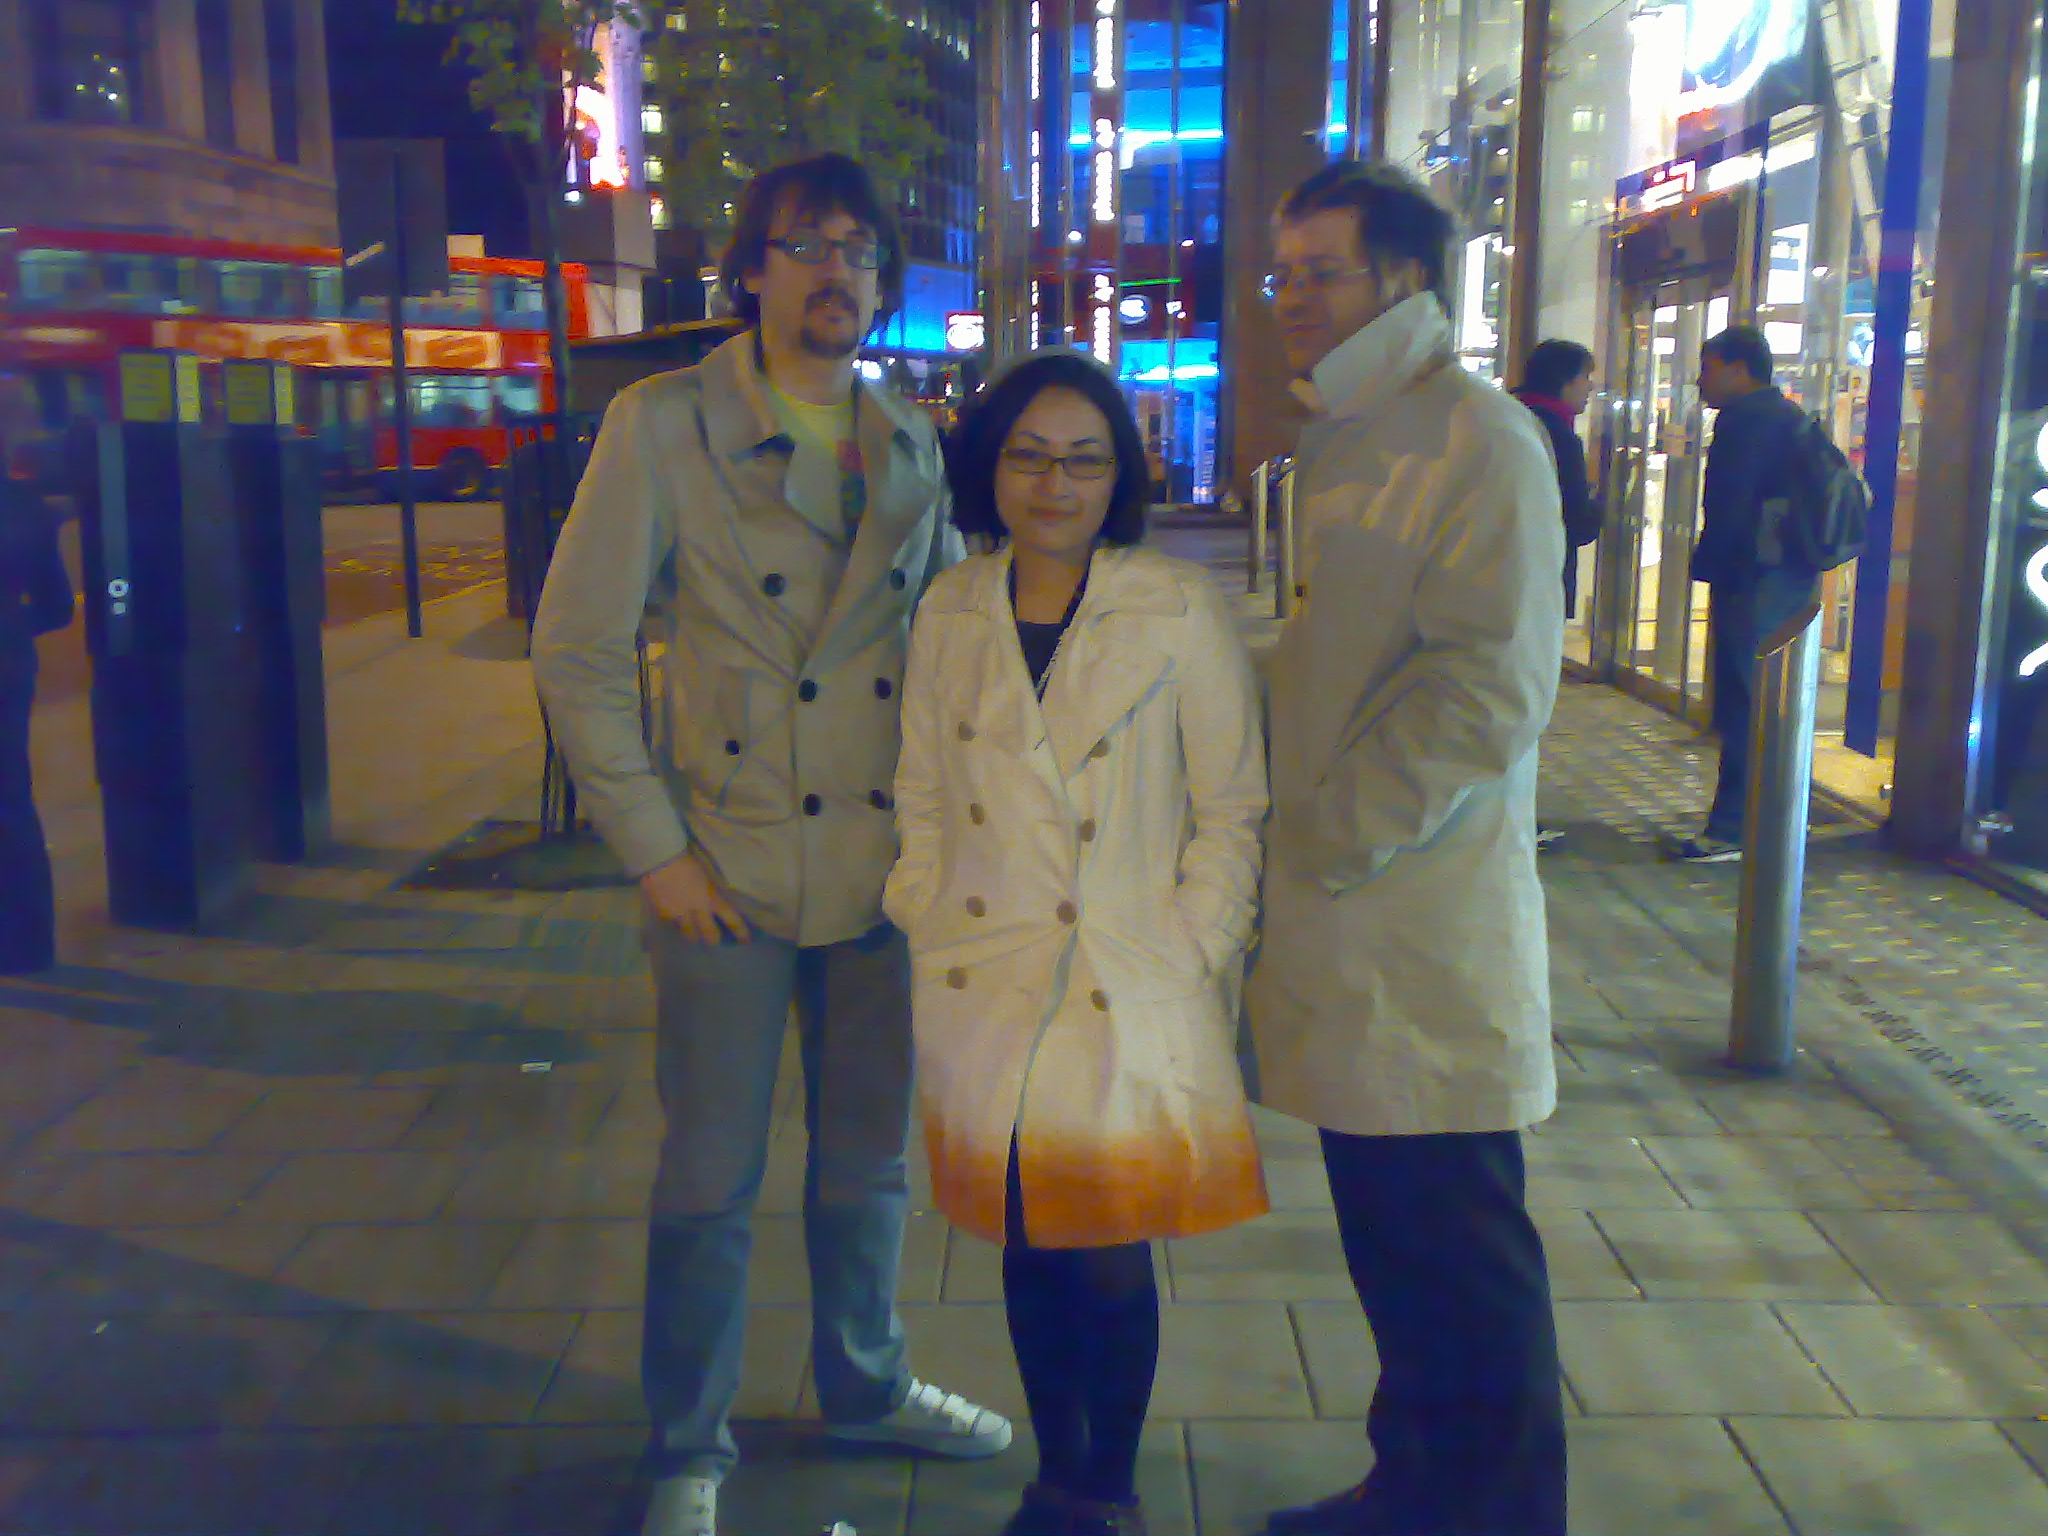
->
[324, 3, 533, 258]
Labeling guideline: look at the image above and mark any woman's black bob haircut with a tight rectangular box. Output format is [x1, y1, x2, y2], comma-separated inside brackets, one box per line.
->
[945, 350, 1149, 548]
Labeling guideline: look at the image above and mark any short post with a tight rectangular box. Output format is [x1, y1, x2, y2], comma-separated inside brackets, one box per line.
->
[1249, 459, 1270, 594]
[1276, 458, 1299, 620]
[1728, 600, 1824, 1074]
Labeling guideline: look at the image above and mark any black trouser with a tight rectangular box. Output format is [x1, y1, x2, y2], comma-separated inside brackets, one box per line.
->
[0, 649, 55, 974]
[1705, 570, 1818, 844]
[1321, 1128, 1567, 1536]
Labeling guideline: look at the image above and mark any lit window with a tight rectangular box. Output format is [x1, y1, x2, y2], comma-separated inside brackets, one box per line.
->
[1569, 157, 1591, 180]
[651, 196, 672, 231]
[1571, 107, 1594, 133]
[667, 10, 687, 29]
[643, 104, 665, 135]
[644, 156, 665, 183]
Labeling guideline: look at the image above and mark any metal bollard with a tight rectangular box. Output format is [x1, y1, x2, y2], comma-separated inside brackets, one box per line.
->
[1275, 459, 1299, 620]
[1728, 600, 1824, 1074]
[1249, 460, 1270, 594]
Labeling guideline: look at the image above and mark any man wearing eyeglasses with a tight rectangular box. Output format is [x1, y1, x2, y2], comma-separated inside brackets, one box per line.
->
[1245, 161, 1569, 1536]
[532, 154, 1003, 1536]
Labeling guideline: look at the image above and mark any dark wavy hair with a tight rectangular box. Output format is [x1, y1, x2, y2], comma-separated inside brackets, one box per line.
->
[1520, 339, 1595, 397]
[1278, 159, 1457, 316]
[945, 351, 1149, 549]
[717, 153, 904, 332]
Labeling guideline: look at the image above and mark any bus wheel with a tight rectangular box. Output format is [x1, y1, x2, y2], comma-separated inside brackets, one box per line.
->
[439, 448, 492, 501]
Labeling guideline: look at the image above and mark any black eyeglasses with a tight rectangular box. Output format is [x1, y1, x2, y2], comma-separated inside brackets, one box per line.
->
[999, 446, 1116, 481]
[766, 233, 884, 271]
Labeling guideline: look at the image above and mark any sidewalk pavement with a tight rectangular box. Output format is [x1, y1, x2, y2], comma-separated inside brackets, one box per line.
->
[5, 537, 2048, 1535]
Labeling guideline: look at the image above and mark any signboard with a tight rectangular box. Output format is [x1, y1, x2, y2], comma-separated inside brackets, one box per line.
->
[152, 319, 504, 371]
[944, 311, 986, 352]
[1675, 0, 1816, 155]
[1639, 161, 1697, 214]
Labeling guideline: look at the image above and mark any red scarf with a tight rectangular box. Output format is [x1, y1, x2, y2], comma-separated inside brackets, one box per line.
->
[1515, 390, 1583, 422]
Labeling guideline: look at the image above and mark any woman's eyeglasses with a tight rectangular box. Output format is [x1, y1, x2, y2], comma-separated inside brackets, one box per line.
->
[766, 233, 884, 271]
[999, 446, 1116, 481]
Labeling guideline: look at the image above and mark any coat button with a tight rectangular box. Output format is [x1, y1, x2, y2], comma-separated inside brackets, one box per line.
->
[1090, 989, 1110, 1012]
[724, 739, 741, 756]
[798, 680, 818, 702]
[957, 721, 976, 742]
[763, 573, 787, 597]
[968, 803, 986, 825]
[965, 896, 986, 917]
[874, 677, 894, 699]
[1088, 740, 1111, 761]
[802, 794, 822, 816]
[947, 967, 969, 990]
[1078, 818, 1097, 842]
[890, 568, 908, 590]
[869, 789, 893, 810]
[1056, 901, 1077, 925]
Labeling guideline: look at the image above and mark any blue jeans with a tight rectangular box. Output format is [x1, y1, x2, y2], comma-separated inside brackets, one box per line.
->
[641, 919, 914, 1481]
[1705, 570, 1818, 844]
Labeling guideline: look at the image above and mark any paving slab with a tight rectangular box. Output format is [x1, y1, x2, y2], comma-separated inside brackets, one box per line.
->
[1774, 1301, 2048, 1417]
[1555, 1300, 1848, 1415]
[1566, 1417, 1792, 1536]
[1731, 1416, 2048, 1536]
[1806, 1211, 2048, 1303]
[1589, 1208, 1879, 1301]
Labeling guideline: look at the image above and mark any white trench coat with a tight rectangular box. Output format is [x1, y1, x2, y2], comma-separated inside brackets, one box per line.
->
[884, 546, 1270, 1248]
[1247, 294, 1566, 1137]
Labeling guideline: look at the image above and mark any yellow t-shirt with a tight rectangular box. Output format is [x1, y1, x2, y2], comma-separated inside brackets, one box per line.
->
[766, 381, 863, 542]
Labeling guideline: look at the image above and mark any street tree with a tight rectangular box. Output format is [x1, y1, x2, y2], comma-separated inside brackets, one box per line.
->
[645, 0, 940, 245]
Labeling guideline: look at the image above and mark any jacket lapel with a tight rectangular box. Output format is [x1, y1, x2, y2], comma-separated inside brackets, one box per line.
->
[1040, 549, 1183, 782]
[809, 390, 937, 669]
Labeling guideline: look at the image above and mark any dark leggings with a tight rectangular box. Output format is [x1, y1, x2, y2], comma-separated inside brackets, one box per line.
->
[1001, 1141, 1160, 1504]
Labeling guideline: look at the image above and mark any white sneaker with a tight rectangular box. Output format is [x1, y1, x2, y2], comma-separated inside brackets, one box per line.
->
[825, 1377, 1013, 1458]
[643, 1473, 718, 1536]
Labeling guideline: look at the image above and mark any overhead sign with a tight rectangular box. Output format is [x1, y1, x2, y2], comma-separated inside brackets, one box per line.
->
[1639, 160, 1697, 213]
[1679, 0, 1809, 116]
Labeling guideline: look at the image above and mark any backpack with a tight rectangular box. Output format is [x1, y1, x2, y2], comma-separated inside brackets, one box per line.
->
[1760, 414, 1869, 572]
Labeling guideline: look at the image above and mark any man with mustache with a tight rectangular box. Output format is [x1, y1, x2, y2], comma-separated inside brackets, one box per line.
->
[533, 154, 1007, 1536]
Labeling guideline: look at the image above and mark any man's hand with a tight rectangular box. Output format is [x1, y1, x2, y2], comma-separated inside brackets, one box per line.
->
[642, 850, 751, 945]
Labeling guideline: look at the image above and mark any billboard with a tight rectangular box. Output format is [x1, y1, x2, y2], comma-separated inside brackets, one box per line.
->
[1676, 0, 1817, 154]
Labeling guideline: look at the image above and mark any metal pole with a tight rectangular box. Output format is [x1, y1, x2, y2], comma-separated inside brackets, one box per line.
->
[1729, 600, 1824, 1074]
[1276, 460, 1298, 620]
[1250, 458, 1269, 593]
[387, 149, 424, 640]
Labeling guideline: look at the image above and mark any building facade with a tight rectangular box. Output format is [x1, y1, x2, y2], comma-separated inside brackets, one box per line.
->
[0, 0, 337, 248]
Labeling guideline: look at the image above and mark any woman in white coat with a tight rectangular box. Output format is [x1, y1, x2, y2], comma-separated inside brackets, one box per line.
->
[885, 353, 1268, 1536]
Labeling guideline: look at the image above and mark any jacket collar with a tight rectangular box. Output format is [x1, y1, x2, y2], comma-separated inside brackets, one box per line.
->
[926, 544, 1189, 621]
[1294, 293, 1457, 422]
[697, 330, 925, 464]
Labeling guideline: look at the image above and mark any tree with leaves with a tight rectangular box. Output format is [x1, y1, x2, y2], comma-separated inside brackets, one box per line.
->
[397, 0, 647, 428]
[644, 0, 940, 246]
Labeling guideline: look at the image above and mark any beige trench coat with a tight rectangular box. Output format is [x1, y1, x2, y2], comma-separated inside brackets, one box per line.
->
[884, 547, 1270, 1248]
[1247, 294, 1566, 1137]
[532, 333, 958, 946]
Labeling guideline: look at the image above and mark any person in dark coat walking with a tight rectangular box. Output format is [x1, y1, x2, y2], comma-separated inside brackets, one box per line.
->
[1513, 340, 1602, 853]
[1511, 340, 1602, 616]
[0, 380, 76, 974]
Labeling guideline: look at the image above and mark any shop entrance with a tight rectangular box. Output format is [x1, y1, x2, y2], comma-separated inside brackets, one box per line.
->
[1601, 188, 1753, 724]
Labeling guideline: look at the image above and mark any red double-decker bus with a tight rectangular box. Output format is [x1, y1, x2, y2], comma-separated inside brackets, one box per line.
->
[0, 226, 591, 498]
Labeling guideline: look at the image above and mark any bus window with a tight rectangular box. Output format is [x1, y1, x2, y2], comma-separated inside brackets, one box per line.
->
[98, 253, 190, 315]
[218, 261, 299, 318]
[491, 275, 547, 329]
[18, 249, 100, 309]
[409, 373, 493, 427]
[493, 375, 544, 419]
[308, 265, 344, 319]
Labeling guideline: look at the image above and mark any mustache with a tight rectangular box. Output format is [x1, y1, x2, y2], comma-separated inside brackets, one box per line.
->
[807, 289, 857, 314]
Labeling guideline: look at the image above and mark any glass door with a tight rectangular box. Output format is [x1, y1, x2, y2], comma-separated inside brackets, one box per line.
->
[1611, 283, 1730, 722]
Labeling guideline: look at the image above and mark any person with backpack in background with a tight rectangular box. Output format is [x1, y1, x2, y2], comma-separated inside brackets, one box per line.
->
[1512, 340, 1602, 852]
[1673, 325, 1867, 864]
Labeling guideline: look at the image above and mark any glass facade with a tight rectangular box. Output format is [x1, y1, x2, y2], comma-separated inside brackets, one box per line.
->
[1528, 0, 1951, 820]
[1384, 1, 1526, 380]
[1974, 3, 2048, 875]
